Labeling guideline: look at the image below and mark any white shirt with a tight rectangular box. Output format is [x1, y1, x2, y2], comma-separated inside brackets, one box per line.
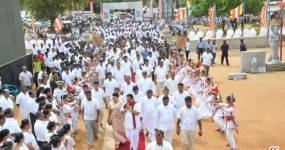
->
[96, 65, 106, 80]
[137, 77, 155, 95]
[121, 102, 142, 129]
[165, 78, 179, 95]
[23, 131, 39, 150]
[28, 98, 38, 115]
[173, 91, 189, 110]
[103, 79, 118, 96]
[61, 72, 73, 86]
[35, 120, 47, 141]
[121, 82, 136, 101]
[161, 59, 170, 71]
[146, 56, 157, 68]
[156, 103, 177, 131]
[91, 88, 106, 108]
[72, 68, 82, 79]
[185, 41, 190, 51]
[113, 68, 127, 85]
[3, 118, 21, 142]
[177, 105, 201, 131]
[78, 90, 86, 101]
[154, 66, 168, 82]
[65, 135, 75, 150]
[0, 96, 14, 110]
[19, 71, 33, 86]
[81, 98, 102, 120]
[141, 96, 159, 124]
[146, 140, 173, 150]
[43, 56, 52, 67]
[16, 92, 30, 117]
[132, 91, 145, 104]
[201, 52, 213, 66]
[143, 65, 154, 77]
[120, 61, 132, 76]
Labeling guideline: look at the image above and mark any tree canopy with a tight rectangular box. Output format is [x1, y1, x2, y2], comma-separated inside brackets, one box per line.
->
[188, 0, 265, 17]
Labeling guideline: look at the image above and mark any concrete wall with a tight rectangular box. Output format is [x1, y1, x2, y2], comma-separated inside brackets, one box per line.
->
[182, 36, 267, 51]
[0, 0, 26, 66]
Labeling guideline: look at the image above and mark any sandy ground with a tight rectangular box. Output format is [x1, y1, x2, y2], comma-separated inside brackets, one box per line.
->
[16, 47, 285, 150]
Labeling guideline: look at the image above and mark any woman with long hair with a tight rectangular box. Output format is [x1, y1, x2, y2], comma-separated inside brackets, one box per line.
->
[42, 109, 51, 125]
[56, 129, 68, 150]
[46, 122, 56, 143]
[38, 100, 46, 112]
[20, 119, 39, 150]
[45, 104, 61, 130]
[36, 87, 45, 98]
[62, 94, 77, 132]
[13, 133, 29, 150]
[108, 93, 127, 148]
[0, 129, 10, 146]
[62, 124, 75, 150]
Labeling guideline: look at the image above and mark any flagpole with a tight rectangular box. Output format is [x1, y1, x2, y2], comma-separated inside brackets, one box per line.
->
[278, 1, 285, 61]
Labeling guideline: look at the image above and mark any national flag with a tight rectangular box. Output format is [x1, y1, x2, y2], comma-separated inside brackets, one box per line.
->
[54, 15, 61, 33]
[150, 0, 153, 18]
[158, 0, 162, 18]
[230, 3, 245, 19]
[186, 0, 190, 6]
[209, 6, 216, 38]
[279, 0, 285, 9]
[176, 9, 185, 21]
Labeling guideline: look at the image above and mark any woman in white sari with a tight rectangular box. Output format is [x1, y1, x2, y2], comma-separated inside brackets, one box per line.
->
[197, 77, 215, 118]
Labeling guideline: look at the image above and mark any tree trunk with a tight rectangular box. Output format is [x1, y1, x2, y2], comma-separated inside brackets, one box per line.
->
[50, 18, 55, 33]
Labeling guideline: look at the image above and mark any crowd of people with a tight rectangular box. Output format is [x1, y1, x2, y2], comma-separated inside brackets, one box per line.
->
[0, 18, 239, 150]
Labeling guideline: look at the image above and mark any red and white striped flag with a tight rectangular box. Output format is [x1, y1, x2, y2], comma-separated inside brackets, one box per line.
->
[54, 15, 61, 33]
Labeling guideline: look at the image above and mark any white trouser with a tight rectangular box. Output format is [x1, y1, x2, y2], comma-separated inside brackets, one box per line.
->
[72, 116, 78, 131]
[162, 129, 174, 143]
[156, 81, 165, 96]
[214, 116, 225, 131]
[180, 129, 195, 150]
[125, 128, 140, 150]
[226, 121, 236, 149]
[98, 79, 105, 88]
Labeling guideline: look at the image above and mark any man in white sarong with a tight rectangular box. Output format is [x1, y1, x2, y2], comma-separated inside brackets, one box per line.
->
[141, 90, 159, 142]
[155, 96, 177, 143]
[121, 94, 141, 150]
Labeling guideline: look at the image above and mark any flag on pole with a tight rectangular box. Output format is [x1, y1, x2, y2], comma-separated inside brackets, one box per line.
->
[158, 0, 162, 19]
[54, 15, 62, 33]
[176, 9, 185, 21]
[279, 0, 285, 9]
[90, 1, 93, 20]
[260, 1, 269, 27]
[100, 2, 102, 21]
[150, 0, 153, 18]
[209, 6, 216, 38]
[32, 16, 37, 40]
[230, 3, 245, 19]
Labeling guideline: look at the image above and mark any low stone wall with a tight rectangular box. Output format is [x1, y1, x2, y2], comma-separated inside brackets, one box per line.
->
[183, 36, 267, 51]
[266, 62, 285, 71]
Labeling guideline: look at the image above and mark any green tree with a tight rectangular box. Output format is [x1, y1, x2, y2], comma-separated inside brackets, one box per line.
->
[19, 0, 85, 30]
[189, 0, 265, 17]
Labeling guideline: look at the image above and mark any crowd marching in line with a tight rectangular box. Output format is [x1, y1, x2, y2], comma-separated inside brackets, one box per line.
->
[0, 18, 239, 150]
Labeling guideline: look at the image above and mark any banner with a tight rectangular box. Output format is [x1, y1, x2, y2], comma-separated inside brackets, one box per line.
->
[209, 6, 216, 38]
[135, 9, 143, 21]
[230, 3, 245, 19]
[102, 9, 110, 22]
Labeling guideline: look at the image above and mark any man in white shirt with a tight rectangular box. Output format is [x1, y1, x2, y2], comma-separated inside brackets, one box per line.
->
[131, 86, 145, 104]
[146, 52, 157, 69]
[165, 72, 179, 95]
[72, 63, 82, 79]
[157, 88, 177, 106]
[141, 90, 159, 142]
[121, 76, 136, 102]
[154, 60, 168, 96]
[91, 82, 107, 127]
[120, 94, 142, 150]
[176, 96, 202, 150]
[143, 59, 153, 79]
[96, 59, 107, 88]
[137, 71, 155, 95]
[0, 89, 14, 110]
[16, 86, 30, 120]
[103, 72, 118, 103]
[121, 56, 132, 77]
[155, 96, 177, 143]
[161, 55, 171, 72]
[201, 48, 213, 76]
[81, 90, 101, 149]
[185, 38, 190, 60]
[37, 66, 47, 85]
[113, 62, 127, 88]
[146, 130, 173, 150]
[173, 83, 189, 111]
[61, 67, 73, 86]
[19, 66, 33, 91]
[27, 91, 38, 136]
[34, 111, 48, 147]
[3, 108, 21, 142]
[43, 52, 52, 75]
